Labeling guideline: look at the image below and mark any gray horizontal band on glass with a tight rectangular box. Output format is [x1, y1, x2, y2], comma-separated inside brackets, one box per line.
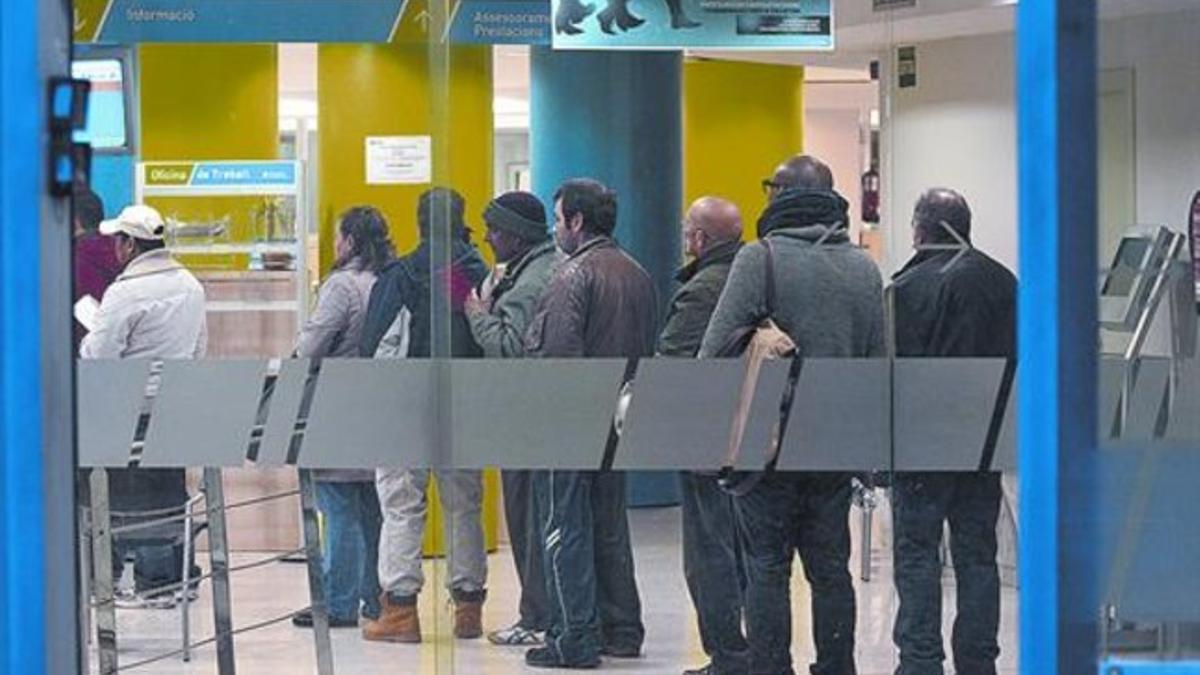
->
[77, 359, 153, 467]
[139, 360, 265, 468]
[77, 357, 1195, 470]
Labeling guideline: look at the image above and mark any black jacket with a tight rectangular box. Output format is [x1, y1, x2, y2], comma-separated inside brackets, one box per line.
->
[890, 248, 1017, 357]
[359, 238, 490, 358]
[657, 240, 740, 357]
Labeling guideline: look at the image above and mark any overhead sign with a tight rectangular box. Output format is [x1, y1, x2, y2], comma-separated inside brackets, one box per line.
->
[873, 0, 916, 10]
[449, 0, 552, 44]
[141, 161, 300, 192]
[74, 0, 551, 44]
[549, 0, 831, 50]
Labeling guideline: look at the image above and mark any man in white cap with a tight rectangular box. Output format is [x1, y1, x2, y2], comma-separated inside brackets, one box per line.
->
[79, 204, 207, 607]
[80, 204, 207, 359]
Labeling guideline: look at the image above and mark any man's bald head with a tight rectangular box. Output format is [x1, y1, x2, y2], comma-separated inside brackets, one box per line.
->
[913, 187, 972, 245]
[772, 155, 834, 196]
[683, 197, 742, 258]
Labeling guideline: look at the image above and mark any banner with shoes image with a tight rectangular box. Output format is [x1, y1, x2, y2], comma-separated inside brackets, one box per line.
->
[549, 0, 831, 50]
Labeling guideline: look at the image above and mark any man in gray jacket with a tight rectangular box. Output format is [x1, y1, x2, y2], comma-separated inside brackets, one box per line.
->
[463, 191, 563, 647]
[523, 178, 655, 669]
[699, 156, 885, 675]
[658, 197, 750, 675]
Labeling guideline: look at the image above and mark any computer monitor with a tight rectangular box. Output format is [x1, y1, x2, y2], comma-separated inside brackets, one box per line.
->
[1100, 228, 1171, 331]
[71, 52, 136, 153]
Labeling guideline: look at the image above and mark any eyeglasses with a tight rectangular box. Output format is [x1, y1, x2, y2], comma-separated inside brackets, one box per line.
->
[761, 179, 784, 195]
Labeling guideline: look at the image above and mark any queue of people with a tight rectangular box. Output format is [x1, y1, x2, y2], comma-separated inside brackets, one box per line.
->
[75, 151, 1015, 675]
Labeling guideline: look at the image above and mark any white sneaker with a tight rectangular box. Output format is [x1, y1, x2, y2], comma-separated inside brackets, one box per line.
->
[487, 623, 544, 646]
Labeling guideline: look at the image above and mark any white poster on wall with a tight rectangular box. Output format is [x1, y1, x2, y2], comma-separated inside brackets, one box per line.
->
[365, 136, 431, 185]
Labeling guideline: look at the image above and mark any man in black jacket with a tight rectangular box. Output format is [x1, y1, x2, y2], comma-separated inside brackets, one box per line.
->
[658, 197, 749, 675]
[523, 178, 655, 669]
[889, 188, 1016, 675]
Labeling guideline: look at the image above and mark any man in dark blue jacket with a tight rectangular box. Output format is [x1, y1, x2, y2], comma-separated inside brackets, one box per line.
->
[889, 188, 1016, 675]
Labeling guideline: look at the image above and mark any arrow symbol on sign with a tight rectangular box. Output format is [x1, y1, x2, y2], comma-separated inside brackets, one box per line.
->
[414, 9, 430, 33]
[74, 8, 87, 32]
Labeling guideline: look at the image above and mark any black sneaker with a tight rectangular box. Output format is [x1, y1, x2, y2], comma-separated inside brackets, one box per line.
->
[601, 643, 642, 659]
[291, 609, 358, 628]
[525, 646, 600, 669]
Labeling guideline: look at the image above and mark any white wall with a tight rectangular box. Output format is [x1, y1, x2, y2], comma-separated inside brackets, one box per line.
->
[879, 8, 1200, 276]
[881, 31, 1017, 275]
[1101, 10, 1200, 230]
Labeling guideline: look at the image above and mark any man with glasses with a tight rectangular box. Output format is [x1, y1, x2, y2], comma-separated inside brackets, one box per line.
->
[889, 188, 1015, 675]
[699, 155, 885, 675]
[659, 196, 749, 675]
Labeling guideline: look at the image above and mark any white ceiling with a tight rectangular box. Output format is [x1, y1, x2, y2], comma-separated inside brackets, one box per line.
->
[276, 0, 1200, 129]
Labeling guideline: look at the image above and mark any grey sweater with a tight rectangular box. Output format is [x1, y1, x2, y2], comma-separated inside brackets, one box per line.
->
[296, 260, 378, 482]
[698, 226, 885, 359]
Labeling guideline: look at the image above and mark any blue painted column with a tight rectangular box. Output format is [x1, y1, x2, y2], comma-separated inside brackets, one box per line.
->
[531, 48, 682, 506]
[1016, 0, 1099, 673]
[0, 0, 47, 672]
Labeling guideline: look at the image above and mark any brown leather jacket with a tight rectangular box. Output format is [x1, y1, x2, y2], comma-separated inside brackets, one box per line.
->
[525, 236, 658, 358]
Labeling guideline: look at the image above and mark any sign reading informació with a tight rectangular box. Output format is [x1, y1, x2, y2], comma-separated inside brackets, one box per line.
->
[73, 0, 553, 44]
[549, 0, 831, 50]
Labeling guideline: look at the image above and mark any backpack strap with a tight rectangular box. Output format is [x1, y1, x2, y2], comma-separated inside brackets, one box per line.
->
[763, 237, 778, 320]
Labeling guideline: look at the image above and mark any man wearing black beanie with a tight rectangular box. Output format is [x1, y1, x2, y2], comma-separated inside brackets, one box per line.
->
[464, 192, 564, 647]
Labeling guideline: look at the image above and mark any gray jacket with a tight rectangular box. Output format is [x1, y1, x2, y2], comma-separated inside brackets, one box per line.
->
[467, 240, 562, 358]
[296, 259, 377, 482]
[698, 226, 886, 359]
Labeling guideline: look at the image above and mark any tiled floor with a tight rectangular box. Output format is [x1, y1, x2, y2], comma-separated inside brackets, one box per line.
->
[88, 507, 1018, 674]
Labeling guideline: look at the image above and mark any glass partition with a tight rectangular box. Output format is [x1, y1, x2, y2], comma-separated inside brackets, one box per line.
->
[63, 1, 1069, 673]
[1095, 4, 1200, 668]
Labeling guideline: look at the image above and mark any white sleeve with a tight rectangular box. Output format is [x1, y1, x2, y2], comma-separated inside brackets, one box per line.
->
[80, 285, 138, 359]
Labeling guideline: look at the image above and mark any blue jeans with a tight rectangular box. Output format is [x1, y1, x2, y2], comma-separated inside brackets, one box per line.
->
[534, 470, 645, 665]
[316, 480, 383, 621]
[682, 471, 750, 675]
[892, 472, 1002, 675]
[735, 472, 856, 675]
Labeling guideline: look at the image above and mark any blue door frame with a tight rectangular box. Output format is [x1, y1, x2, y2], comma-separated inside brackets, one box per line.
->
[0, 0, 48, 672]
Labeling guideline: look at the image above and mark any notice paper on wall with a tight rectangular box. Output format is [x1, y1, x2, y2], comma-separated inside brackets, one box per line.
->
[365, 136, 432, 185]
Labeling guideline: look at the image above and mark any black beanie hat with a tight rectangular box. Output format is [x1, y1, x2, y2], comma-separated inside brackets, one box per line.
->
[484, 191, 549, 241]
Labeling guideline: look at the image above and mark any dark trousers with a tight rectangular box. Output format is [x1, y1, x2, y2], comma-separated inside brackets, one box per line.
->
[736, 472, 856, 675]
[502, 469, 551, 630]
[316, 480, 383, 621]
[892, 472, 1002, 675]
[681, 471, 750, 675]
[534, 470, 645, 665]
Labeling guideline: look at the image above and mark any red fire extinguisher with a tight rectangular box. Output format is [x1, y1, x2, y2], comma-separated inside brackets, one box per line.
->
[861, 168, 880, 224]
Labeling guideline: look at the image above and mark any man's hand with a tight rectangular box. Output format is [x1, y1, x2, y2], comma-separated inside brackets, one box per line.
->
[464, 287, 491, 317]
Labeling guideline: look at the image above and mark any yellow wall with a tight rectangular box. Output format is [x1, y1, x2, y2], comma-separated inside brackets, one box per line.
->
[318, 44, 499, 553]
[683, 59, 805, 238]
[139, 44, 280, 269]
[317, 44, 494, 272]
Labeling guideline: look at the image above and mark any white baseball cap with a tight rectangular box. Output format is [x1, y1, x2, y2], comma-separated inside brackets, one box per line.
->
[99, 205, 166, 241]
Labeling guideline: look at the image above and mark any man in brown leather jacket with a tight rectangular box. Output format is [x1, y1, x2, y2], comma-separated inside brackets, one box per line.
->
[523, 178, 656, 669]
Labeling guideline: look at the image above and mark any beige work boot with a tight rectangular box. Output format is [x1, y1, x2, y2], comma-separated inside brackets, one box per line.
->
[454, 600, 484, 640]
[362, 594, 421, 643]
